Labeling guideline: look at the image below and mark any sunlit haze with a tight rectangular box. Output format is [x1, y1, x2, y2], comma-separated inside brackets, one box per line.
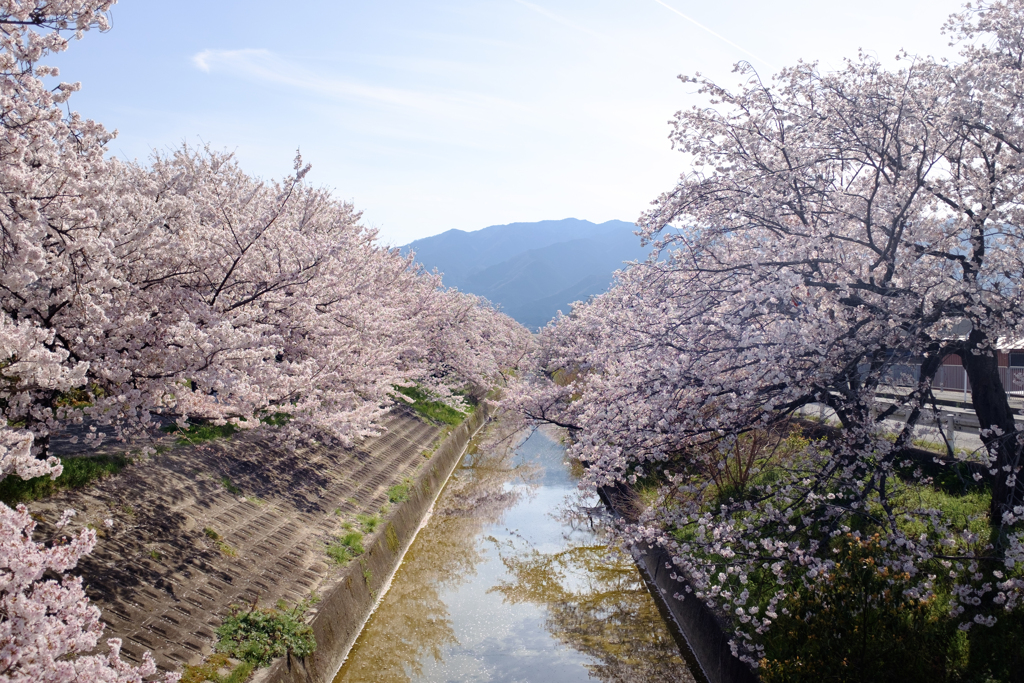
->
[52, 0, 963, 244]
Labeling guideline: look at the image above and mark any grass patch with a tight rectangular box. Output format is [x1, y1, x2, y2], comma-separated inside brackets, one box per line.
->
[394, 385, 467, 426]
[911, 437, 976, 460]
[387, 478, 413, 504]
[325, 531, 365, 565]
[222, 476, 241, 495]
[892, 481, 992, 547]
[0, 454, 128, 505]
[53, 387, 94, 408]
[216, 598, 316, 667]
[163, 421, 238, 444]
[220, 663, 254, 683]
[356, 513, 382, 533]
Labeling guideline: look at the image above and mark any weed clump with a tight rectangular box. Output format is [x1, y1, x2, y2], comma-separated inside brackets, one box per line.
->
[356, 513, 382, 533]
[387, 478, 413, 504]
[215, 598, 317, 667]
[180, 652, 253, 683]
[325, 531, 364, 565]
[203, 527, 236, 556]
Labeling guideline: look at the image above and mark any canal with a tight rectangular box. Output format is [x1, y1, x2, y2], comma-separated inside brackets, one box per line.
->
[333, 421, 696, 682]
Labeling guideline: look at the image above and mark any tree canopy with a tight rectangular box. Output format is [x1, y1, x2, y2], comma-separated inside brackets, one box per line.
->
[512, 0, 1024, 673]
[0, 1, 531, 679]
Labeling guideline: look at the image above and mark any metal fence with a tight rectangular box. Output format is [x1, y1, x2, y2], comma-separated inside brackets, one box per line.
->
[883, 364, 1024, 398]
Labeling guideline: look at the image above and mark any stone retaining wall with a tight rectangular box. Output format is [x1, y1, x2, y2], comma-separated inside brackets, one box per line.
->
[629, 541, 760, 683]
[598, 485, 760, 683]
[257, 402, 492, 683]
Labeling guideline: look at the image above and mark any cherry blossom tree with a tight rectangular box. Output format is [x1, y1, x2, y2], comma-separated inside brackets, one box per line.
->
[94, 145, 529, 442]
[406, 287, 532, 407]
[1, 0, 121, 451]
[4, 135, 531, 452]
[511, 0, 1024, 670]
[0, 3, 178, 679]
[0, 506, 177, 682]
[1, 1, 529, 679]
[3, 73, 528, 456]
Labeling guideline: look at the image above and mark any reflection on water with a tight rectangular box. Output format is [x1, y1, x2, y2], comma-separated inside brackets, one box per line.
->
[333, 421, 693, 683]
[493, 542, 694, 682]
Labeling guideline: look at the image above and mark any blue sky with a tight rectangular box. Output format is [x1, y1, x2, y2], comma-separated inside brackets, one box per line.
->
[50, 0, 963, 245]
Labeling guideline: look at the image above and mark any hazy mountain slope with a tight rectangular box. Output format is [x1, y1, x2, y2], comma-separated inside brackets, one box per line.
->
[461, 229, 648, 312]
[505, 272, 612, 330]
[402, 218, 636, 290]
[403, 218, 650, 330]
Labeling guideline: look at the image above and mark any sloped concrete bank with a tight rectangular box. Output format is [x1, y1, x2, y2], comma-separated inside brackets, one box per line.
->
[598, 485, 759, 683]
[257, 402, 493, 683]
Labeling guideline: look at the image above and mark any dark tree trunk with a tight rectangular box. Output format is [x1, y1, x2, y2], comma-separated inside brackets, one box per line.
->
[960, 329, 1023, 527]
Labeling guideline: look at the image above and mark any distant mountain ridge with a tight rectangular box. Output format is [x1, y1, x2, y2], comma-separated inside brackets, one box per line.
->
[402, 218, 651, 330]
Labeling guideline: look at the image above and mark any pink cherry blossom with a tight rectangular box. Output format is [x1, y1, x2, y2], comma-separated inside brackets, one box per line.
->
[1, 1, 530, 678]
[510, 0, 1024, 665]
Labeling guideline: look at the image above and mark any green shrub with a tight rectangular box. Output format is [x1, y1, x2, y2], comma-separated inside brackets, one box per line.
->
[0, 454, 128, 505]
[215, 600, 316, 667]
[661, 423, 1022, 682]
[760, 533, 959, 683]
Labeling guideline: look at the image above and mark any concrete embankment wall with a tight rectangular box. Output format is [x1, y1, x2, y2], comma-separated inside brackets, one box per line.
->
[599, 486, 760, 683]
[259, 403, 492, 683]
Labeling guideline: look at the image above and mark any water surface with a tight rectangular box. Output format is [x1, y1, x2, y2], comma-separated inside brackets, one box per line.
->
[333, 423, 694, 683]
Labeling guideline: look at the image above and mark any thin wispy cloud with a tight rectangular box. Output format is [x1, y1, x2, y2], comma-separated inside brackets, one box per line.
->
[513, 0, 607, 40]
[190, 48, 522, 118]
[649, 0, 775, 71]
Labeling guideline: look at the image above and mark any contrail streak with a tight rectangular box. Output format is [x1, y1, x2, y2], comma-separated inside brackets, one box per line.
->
[514, 0, 607, 40]
[650, 0, 776, 71]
